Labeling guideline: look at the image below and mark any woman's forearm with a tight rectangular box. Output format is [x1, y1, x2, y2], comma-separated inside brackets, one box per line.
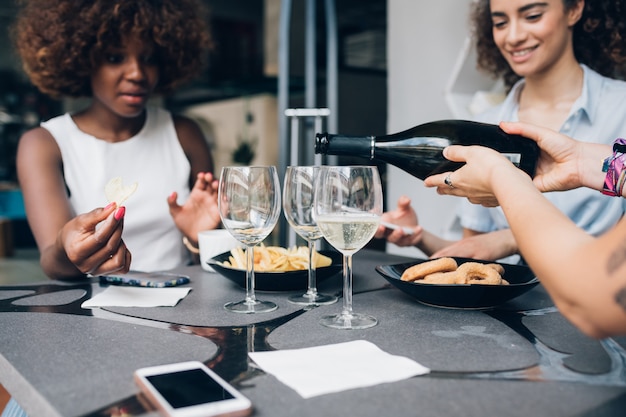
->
[579, 142, 613, 192]
[415, 229, 455, 257]
[39, 238, 85, 280]
[491, 167, 626, 338]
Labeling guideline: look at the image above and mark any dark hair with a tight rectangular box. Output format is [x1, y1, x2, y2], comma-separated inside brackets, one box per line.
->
[471, 0, 626, 88]
[11, 0, 212, 98]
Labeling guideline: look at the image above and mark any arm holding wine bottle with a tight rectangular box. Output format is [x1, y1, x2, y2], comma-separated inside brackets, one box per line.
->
[427, 122, 612, 200]
[425, 121, 613, 199]
[506, 122, 610, 195]
[423, 122, 626, 339]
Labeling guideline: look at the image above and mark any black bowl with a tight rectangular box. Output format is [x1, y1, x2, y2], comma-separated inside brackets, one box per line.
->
[375, 257, 539, 310]
[208, 250, 343, 292]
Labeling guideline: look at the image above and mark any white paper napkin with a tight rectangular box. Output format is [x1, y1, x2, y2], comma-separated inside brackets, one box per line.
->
[81, 286, 191, 308]
[248, 340, 430, 398]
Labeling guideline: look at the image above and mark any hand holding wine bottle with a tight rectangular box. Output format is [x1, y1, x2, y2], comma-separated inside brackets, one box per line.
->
[423, 144, 530, 207]
[425, 121, 619, 204]
[314, 119, 540, 180]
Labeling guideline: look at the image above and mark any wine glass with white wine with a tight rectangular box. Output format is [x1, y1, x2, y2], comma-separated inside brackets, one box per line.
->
[313, 165, 383, 329]
[218, 166, 281, 313]
[283, 166, 338, 305]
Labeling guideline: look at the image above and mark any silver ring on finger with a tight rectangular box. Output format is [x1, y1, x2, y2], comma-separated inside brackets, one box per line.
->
[444, 174, 455, 188]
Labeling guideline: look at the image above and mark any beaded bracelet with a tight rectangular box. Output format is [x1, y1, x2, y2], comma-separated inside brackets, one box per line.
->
[602, 138, 626, 197]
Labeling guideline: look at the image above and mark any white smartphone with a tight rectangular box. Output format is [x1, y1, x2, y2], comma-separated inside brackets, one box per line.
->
[134, 361, 252, 417]
[380, 221, 415, 235]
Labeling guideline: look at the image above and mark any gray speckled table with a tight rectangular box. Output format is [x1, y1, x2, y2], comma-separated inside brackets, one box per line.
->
[0, 249, 625, 417]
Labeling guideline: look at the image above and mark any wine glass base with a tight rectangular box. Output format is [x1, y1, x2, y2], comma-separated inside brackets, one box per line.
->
[224, 299, 278, 314]
[288, 292, 338, 306]
[319, 312, 378, 329]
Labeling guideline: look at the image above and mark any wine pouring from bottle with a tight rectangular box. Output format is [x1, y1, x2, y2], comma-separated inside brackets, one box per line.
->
[314, 120, 540, 180]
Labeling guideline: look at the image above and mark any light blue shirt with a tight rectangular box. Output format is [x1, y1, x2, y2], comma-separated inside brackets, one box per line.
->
[458, 65, 626, 238]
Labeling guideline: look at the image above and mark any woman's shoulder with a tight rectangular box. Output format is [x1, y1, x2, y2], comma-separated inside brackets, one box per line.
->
[171, 112, 205, 143]
[20, 126, 50, 144]
[17, 124, 62, 166]
[580, 66, 626, 120]
[584, 65, 626, 93]
[168, 111, 212, 172]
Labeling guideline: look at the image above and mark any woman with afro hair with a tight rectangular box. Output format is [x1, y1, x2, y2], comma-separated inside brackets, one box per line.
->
[10, 0, 222, 284]
[377, 0, 626, 265]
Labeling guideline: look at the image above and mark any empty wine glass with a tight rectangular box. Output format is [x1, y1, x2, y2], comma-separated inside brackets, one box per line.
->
[313, 165, 383, 329]
[283, 166, 338, 306]
[218, 166, 281, 313]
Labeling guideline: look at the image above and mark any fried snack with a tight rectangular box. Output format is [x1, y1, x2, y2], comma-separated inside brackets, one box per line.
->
[403, 258, 509, 286]
[457, 262, 502, 285]
[485, 263, 505, 275]
[401, 257, 458, 282]
[422, 271, 464, 284]
[221, 245, 332, 272]
[105, 177, 138, 205]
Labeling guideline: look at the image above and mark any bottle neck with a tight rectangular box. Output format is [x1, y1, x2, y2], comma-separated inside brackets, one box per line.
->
[315, 133, 376, 159]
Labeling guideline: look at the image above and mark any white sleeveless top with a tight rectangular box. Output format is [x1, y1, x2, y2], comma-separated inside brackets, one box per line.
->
[41, 107, 191, 272]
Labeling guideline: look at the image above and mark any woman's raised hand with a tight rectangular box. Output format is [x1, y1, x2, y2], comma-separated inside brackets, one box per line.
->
[168, 172, 221, 241]
[59, 203, 130, 276]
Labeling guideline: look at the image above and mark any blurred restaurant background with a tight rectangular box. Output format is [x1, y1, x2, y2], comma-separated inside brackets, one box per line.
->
[0, 0, 493, 263]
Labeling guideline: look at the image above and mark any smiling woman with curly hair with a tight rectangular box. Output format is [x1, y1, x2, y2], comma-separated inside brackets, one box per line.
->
[12, 0, 211, 98]
[471, 0, 626, 89]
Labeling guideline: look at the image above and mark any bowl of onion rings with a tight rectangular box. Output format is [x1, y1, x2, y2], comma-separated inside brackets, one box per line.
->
[375, 256, 539, 310]
[208, 247, 343, 292]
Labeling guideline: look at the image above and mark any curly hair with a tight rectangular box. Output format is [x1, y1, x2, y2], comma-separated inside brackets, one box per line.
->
[470, 0, 626, 89]
[11, 0, 212, 98]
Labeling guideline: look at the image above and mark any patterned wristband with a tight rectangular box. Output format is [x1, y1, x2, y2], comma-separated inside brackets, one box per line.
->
[602, 138, 626, 197]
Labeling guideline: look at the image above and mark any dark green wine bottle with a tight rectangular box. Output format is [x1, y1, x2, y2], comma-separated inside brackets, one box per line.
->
[314, 119, 539, 179]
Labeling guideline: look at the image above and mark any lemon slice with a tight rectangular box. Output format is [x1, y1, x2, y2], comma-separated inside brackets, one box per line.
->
[105, 177, 138, 205]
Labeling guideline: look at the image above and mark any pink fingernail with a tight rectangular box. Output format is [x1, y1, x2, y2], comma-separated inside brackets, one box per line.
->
[105, 202, 116, 210]
[114, 206, 125, 221]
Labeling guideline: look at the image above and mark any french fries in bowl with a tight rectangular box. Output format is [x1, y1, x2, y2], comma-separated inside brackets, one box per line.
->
[221, 245, 333, 272]
[209, 245, 342, 291]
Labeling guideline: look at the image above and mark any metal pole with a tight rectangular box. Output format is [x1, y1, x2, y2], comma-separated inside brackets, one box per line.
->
[285, 108, 330, 248]
[304, 0, 317, 165]
[284, 108, 330, 169]
[305, 0, 316, 110]
[287, 115, 299, 248]
[277, 0, 293, 247]
[324, 0, 338, 165]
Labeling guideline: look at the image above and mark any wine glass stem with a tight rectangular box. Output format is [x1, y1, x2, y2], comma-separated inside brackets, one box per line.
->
[306, 239, 318, 296]
[245, 245, 257, 304]
[342, 254, 353, 317]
